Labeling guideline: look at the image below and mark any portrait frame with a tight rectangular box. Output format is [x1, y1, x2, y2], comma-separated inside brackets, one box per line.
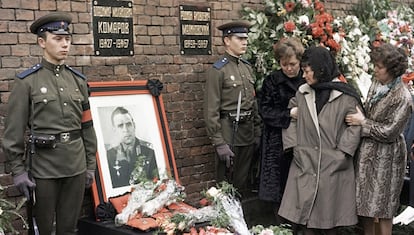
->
[88, 80, 179, 211]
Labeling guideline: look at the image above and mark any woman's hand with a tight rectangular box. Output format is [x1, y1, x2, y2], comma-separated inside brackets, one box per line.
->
[290, 107, 298, 119]
[345, 106, 365, 126]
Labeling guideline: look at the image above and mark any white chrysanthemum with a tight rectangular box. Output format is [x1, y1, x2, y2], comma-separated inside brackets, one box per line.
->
[298, 15, 309, 26]
[206, 187, 219, 197]
[300, 0, 310, 8]
[259, 228, 275, 235]
[333, 32, 341, 43]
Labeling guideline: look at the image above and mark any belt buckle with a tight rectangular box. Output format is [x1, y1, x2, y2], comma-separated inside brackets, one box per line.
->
[60, 132, 70, 143]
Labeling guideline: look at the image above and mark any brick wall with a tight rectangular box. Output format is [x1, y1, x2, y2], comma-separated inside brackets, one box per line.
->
[0, 0, 413, 234]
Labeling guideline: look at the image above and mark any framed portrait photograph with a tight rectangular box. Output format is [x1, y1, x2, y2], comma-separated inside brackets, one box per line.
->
[88, 80, 179, 210]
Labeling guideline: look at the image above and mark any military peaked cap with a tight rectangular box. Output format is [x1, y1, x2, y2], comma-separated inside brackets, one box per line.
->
[217, 20, 251, 38]
[30, 12, 72, 35]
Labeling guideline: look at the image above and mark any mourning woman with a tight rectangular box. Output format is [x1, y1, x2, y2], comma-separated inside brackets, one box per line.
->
[257, 37, 304, 214]
[346, 43, 413, 235]
[279, 46, 363, 235]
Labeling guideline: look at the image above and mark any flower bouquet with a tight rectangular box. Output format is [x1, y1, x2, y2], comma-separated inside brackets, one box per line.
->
[114, 179, 186, 226]
[165, 182, 250, 235]
[242, 1, 342, 83]
[250, 224, 293, 235]
[242, 0, 373, 97]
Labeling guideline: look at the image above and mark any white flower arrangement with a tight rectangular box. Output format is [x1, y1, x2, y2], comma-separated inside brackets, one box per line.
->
[115, 179, 186, 226]
[333, 15, 372, 100]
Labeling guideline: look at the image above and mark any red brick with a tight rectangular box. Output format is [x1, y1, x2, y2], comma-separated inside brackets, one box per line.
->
[144, 5, 157, 16]
[19, 33, 36, 44]
[9, 21, 28, 33]
[11, 45, 30, 56]
[0, 9, 15, 20]
[20, 0, 38, 10]
[56, 1, 71, 12]
[0, 21, 7, 32]
[114, 65, 128, 75]
[0, 46, 11, 56]
[71, 1, 88, 12]
[137, 15, 151, 25]
[39, 0, 57, 10]
[73, 23, 89, 34]
[2, 57, 21, 68]
[15, 10, 34, 21]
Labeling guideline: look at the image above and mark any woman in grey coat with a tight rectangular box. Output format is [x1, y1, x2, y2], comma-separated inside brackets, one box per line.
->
[346, 43, 413, 235]
[279, 46, 363, 235]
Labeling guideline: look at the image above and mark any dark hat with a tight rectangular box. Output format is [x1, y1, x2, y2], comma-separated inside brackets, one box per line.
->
[30, 12, 72, 35]
[217, 20, 251, 38]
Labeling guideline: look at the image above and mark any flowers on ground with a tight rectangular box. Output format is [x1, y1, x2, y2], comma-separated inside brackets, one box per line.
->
[0, 185, 28, 234]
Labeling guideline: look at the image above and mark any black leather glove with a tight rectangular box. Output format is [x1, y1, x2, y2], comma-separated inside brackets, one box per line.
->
[85, 169, 95, 188]
[215, 144, 235, 168]
[13, 172, 36, 200]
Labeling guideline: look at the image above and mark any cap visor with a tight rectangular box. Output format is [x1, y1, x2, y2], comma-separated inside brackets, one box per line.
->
[233, 33, 248, 38]
[51, 30, 70, 35]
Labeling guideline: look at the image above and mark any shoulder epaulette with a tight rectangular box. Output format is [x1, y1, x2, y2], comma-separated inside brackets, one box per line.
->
[16, 64, 42, 79]
[213, 57, 229, 69]
[65, 65, 87, 80]
[240, 57, 251, 65]
[139, 139, 154, 149]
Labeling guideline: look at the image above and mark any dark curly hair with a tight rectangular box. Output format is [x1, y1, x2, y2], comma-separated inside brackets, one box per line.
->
[370, 43, 408, 78]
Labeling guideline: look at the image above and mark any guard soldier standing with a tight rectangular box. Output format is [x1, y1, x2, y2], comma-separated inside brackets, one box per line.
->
[203, 20, 261, 193]
[2, 12, 97, 235]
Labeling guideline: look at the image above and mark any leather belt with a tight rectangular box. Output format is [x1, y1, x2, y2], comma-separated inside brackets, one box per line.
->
[54, 130, 81, 143]
[220, 110, 253, 121]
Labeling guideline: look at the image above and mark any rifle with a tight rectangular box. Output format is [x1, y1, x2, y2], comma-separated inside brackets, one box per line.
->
[227, 91, 242, 181]
[26, 101, 38, 235]
[26, 137, 35, 235]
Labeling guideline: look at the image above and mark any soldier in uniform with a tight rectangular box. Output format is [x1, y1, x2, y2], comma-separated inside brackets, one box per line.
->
[2, 12, 97, 235]
[203, 20, 261, 193]
[106, 106, 159, 188]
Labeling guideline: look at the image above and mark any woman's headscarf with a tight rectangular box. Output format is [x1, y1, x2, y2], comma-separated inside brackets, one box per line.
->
[301, 46, 340, 83]
[302, 46, 362, 113]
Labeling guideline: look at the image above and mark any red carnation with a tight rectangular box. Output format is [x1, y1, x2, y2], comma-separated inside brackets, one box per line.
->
[315, 1, 325, 12]
[284, 21, 296, 32]
[285, 2, 295, 12]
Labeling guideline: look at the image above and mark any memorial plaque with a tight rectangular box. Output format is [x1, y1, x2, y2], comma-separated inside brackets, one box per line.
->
[93, 0, 134, 56]
[179, 5, 211, 55]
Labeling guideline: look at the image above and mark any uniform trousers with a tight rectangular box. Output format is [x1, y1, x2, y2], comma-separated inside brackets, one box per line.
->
[216, 144, 255, 192]
[34, 172, 86, 235]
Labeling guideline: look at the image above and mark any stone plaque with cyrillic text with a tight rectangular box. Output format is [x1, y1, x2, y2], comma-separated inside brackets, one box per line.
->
[179, 5, 211, 55]
[93, 0, 134, 56]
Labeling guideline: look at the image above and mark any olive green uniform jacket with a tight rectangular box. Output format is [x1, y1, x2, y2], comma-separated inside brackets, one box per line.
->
[204, 52, 261, 188]
[204, 52, 261, 147]
[3, 59, 97, 178]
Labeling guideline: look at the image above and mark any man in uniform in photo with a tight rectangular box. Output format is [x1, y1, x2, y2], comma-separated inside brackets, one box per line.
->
[106, 106, 159, 188]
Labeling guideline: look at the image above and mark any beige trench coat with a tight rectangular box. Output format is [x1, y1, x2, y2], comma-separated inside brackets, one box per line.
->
[278, 82, 362, 229]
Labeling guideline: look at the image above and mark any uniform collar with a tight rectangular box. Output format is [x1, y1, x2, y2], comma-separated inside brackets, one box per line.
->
[224, 52, 242, 63]
[41, 58, 64, 73]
